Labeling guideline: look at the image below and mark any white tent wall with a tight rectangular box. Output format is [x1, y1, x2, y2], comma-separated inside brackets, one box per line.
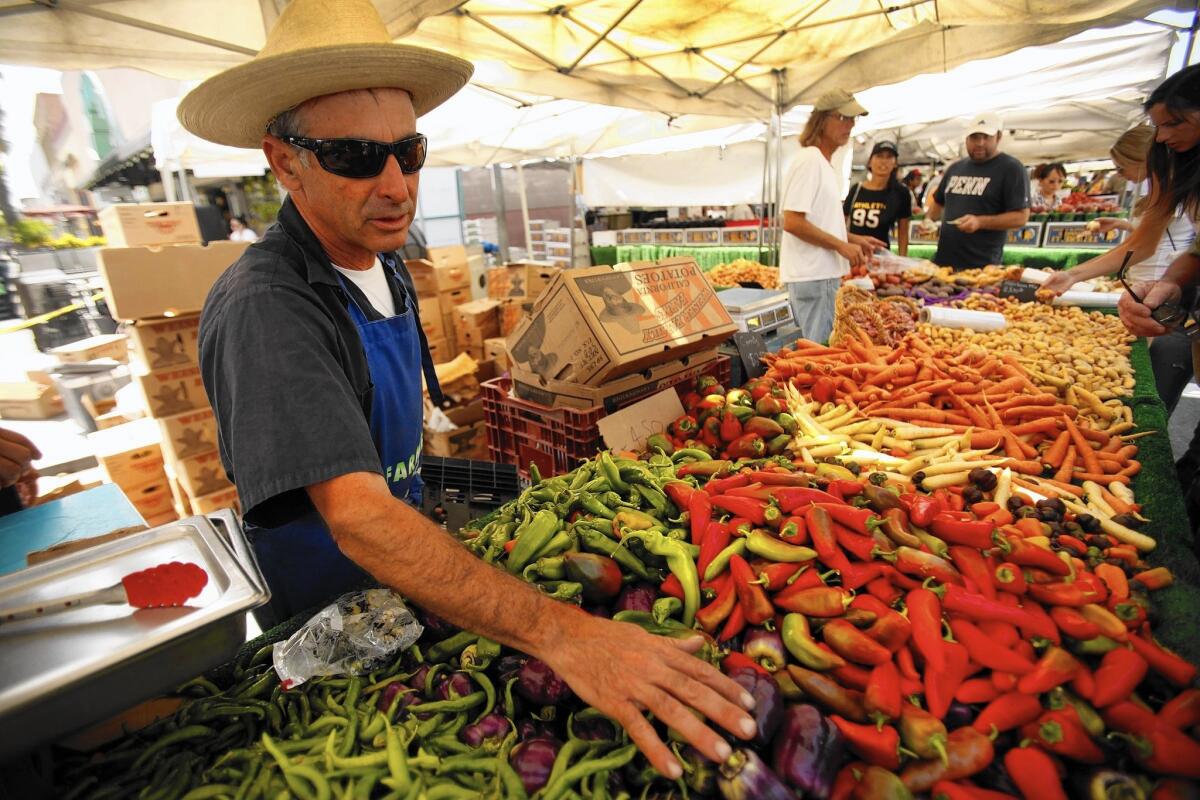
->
[581, 140, 771, 208]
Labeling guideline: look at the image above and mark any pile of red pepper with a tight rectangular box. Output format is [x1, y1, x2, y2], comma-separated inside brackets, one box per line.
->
[655, 460, 1199, 797]
[656, 375, 798, 462]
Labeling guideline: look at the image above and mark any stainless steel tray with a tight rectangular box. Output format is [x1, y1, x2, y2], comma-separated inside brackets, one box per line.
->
[206, 509, 270, 603]
[0, 517, 268, 758]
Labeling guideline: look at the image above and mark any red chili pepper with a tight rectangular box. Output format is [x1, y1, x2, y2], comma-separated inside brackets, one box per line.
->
[831, 762, 865, 800]
[896, 644, 921, 683]
[1020, 708, 1105, 763]
[751, 560, 805, 592]
[892, 546, 963, 585]
[695, 578, 737, 634]
[745, 469, 811, 486]
[1005, 536, 1071, 576]
[721, 650, 769, 677]
[726, 432, 766, 459]
[932, 781, 1016, 800]
[775, 585, 850, 616]
[687, 491, 712, 546]
[1110, 597, 1148, 630]
[930, 515, 997, 550]
[722, 483, 773, 501]
[885, 564, 922, 591]
[711, 494, 766, 526]
[503, 539, 517, 553]
[904, 493, 941, 528]
[705, 473, 752, 496]
[866, 660, 903, 723]
[939, 584, 1057, 640]
[852, 595, 912, 652]
[696, 522, 731, 581]
[729, 555, 773, 626]
[813, 502, 876, 534]
[719, 409, 743, 444]
[835, 525, 878, 562]
[1071, 662, 1096, 702]
[828, 479, 865, 499]
[1089, 647, 1149, 708]
[1011, 596, 1061, 646]
[1128, 632, 1198, 687]
[841, 562, 889, 591]
[991, 672, 1018, 692]
[770, 486, 842, 512]
[926, 641, 971, 720]
[778, 515, 808, 545]
[830, 715, 901, 770]
[906, 588, 947, 673]
[660, 573, 685, 601]
[955, 678, 1000, 705]
[1126, 726, 1200, 779]
[1102, 699, 1160, 736]
[823, 619, 893, 666]
[718, 601, 746, 643]
[1048, 606, 1101, 640]
[1016, 646, 1079, 695]
[868, 577, 902, 604]
[972, 692, 1044, 735]
[1003, 746, 1067, 800]
[975, 620, 1020, 648]
[1158, 688, 1200, 729]
[1056, 534, 1088, 556]
[831, 662, 872, 692]
[948, 546, 997, 600]
[948, 619, 1036, 675]
[805, 504, 853, 573]
[993, 562, 1027, 595]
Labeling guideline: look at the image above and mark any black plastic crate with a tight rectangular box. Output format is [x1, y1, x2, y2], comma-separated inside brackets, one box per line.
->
[421, 456, 522, 533]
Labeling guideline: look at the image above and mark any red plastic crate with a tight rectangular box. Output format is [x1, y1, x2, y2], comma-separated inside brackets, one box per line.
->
[483, 356, 731, 479]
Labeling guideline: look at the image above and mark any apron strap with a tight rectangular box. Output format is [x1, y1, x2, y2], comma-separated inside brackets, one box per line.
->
[384, 254, 445, 407]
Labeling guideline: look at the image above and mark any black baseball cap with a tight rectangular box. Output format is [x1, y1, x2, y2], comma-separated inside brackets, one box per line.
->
[870, 140, 898, 156]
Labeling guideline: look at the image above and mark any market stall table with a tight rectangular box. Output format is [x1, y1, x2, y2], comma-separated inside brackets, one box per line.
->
[901, 244, 1101, 270]
[590, 244, 773, 269]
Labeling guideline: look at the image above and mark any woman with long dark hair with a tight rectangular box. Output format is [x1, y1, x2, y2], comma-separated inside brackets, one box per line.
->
[1116, 63, 1200, 534]
[1030, 162, 1067, 211]
[843, 141, 912, 256]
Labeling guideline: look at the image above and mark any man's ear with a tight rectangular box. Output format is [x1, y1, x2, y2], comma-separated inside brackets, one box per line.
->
[263, 136, 304, 193]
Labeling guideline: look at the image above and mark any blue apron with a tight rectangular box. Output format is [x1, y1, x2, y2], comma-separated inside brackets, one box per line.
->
[248, 256, 437, 626]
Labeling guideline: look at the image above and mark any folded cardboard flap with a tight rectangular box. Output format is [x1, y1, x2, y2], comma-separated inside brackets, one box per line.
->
[97, 240, 249, 321]
[0, 382, 64, 420]
[50, 334, 130, 364]
[98, 202, 202, 248]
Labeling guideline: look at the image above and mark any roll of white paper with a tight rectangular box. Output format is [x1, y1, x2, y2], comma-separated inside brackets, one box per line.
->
[1052, 291, 1120, 308]
[920, 306, 1008, 331]
[1020, 268, 1094, 291]
[846, 277, 876, 291]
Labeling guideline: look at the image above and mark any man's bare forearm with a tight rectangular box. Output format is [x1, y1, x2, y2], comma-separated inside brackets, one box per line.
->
[313, 474, 573, 658]
[1162, 252, 1200, 288]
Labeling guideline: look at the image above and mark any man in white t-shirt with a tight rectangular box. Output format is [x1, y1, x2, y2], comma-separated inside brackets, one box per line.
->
[781, 89, 885, 343]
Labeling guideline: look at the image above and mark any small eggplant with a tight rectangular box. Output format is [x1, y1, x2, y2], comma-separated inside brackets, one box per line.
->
[742, 628, 788, 673]
[515, 719, 557, 741]
[571, 714, 616, 741]
[717, 748, 793, 800]
[434, 671, 474, 701]
[375, 681, 418, 716]
[615, 583, 657, 614]
[517, 657, 574, 705]
[415, 606, 457, 637]
[943, 702, 977, 731]
[679, 746, 717, 796]
[772, 703, 845, 799]
[563, 551, 624, 604]
[728, 669, 783, 748]
[510, 736, 560, 793]
[407, 664, 432, 695]
[495, 654, 529, 684]
[459, 712, 512, 749]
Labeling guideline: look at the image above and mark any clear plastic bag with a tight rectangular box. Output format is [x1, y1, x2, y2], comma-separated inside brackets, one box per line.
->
[870, 252, 936, 276]
[272, 589, 424, 688]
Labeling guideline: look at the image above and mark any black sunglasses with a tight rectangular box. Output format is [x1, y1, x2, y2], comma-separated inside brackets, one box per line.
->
[280, 133, 428, 178]
[1118, 249, 1200, 339]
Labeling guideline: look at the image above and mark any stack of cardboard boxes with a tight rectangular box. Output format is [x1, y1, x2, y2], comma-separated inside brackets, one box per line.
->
[482, 261, 560, 373]
[95, 202, 248, 521]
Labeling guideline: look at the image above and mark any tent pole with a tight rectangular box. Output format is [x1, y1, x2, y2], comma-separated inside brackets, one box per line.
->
[1186, 5, 1200, 66]
[490, 164, 511, 260]
[772, 70, 785, 268]
[516, 163, 532, 260]
[160, 166, 177, 202]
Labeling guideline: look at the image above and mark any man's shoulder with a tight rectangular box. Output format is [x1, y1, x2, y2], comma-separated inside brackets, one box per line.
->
[992, 152, 1027, 173]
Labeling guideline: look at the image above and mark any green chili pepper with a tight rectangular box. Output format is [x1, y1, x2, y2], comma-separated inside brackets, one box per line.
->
[632, 484, 670, 515]
[576, 493, 616, 519]
[523, 555, 566, 582]
[575, 525, 659, 581]
[620, 529, 699, 627]
[425, 631, 477, 665]
[541, 743, 638, 800]
[703, 538, 748, 582]
[508, 510, 561, 574]
[538, 580, 583, 602]
[745, 529, 818, 563]
[407, 691, 486, 714]
[131, 725, 216, 774]
[598, 452, 629, 492]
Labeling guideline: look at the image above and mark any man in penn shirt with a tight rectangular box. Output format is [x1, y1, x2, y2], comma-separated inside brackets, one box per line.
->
[928, 115, 1030, 269]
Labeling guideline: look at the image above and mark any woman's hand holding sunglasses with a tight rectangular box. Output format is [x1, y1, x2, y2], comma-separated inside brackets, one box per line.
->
[1118, 278, 1182, 337]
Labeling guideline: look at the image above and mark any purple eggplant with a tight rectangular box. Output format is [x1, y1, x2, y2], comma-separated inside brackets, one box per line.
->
[375, 681, 419, 717]
[460, 712, 512, 749]
[717, 748, 793, 800]
[571, 715, 616, 741]
[944, 701, 977, 731]
[415, 606, 457, 637]
[510, 736, 560, 793]
[516, 657, 573, 706]
[771, 703, 845, 799]
[585, 604, 613, 619]
[435, 671, 475, 701]
[728, 669, 783, 748]
[495, 654, 529, 684]
[615, 583, 657, 614]
[516, 719, 558, 741]
[408, 664, 433, 696]
[742, 628, 787, 673]
[679, 746, 717, 796]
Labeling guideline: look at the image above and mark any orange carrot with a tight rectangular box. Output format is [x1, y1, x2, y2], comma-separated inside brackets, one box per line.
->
[1063, 415, 1102, 476]
[1054, 446, 1077, 483]
[1009, 419, 1064, 437]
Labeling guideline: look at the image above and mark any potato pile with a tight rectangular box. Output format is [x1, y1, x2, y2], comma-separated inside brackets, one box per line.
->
[918, 295, 1136, 410]
[705, 259, 781, 289]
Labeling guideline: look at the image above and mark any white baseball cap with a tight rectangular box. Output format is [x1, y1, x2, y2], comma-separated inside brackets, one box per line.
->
[966, 114, 1003, 137]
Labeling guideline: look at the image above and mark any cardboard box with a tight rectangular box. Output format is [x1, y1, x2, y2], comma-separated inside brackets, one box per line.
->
[408, 254, 470, 296]
[95, 409, 144, 430]
[424, 400, 487, 459]
[487, 263, 561, 301]
[418, 306, 446, 342]
[98, 202, 202, 248]
[439, 286, 471, 312]
[498, 299, 529, 337]
[127, 314, 201, 371]
[89, 418, 166, 490]
[170, 449, 233, 499]
[0, 382, 64, 419]
[189, 486, 241, 515]
[484, 338, 509, 371]
[511, 351, 723, 411]
[158, 407, 219, 461]
[50, 333, 129, 364]
[97, 241, 249, 321]
[125, 479, 175, 520]
[464, 345, 486, 364]
[506, 259, 736, 386]
[133, 365, 208, 418]
[441, 312, 458, 352]
[426, 337, 449, 365]
[454, 299, 500, 346]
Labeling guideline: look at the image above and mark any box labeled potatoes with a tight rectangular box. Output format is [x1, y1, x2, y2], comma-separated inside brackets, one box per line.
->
[134, 366, 208, 418]
[170, 449, 233, 499]
[511, 351, 723, 411]
[158, 407, 219, 461]
[127, 314, 201, 371]
[506, 259, 736, 386]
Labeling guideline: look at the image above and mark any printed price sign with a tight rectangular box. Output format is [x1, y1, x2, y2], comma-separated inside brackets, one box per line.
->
[998, 280, 1038, 302]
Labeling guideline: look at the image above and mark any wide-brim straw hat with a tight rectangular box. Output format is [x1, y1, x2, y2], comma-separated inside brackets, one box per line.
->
[178, 0, 473, 148]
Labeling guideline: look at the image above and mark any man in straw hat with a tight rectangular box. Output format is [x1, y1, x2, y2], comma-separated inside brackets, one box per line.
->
[182, 0, 756, 776]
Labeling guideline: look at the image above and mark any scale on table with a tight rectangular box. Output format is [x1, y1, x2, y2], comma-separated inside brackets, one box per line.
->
[718, 288, 794, 335]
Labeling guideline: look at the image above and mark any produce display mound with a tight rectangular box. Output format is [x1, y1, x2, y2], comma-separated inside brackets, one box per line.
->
[51, 335, 1200, 798]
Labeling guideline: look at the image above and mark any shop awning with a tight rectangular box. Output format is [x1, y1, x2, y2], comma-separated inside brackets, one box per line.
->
[83, 133, 156, 190]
